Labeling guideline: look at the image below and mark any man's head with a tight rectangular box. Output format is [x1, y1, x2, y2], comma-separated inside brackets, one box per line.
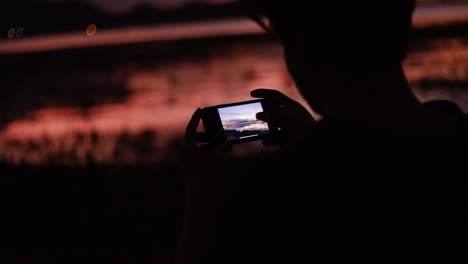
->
[240, 0, 415, 63]
[240, 0, 416, 117]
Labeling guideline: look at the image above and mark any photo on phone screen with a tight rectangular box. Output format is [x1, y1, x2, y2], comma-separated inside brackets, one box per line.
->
[218, 102, 270, 142]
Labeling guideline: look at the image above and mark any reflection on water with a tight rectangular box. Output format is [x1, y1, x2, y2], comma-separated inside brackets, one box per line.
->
[0, 34, 467, 165]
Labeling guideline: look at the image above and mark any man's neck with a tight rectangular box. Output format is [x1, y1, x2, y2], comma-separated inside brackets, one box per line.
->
[334, 65, 436, 135]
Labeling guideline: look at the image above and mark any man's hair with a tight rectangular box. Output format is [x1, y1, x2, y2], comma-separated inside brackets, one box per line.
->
[239, 0, 416, 63]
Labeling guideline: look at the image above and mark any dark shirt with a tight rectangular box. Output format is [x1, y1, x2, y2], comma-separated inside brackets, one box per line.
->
[215, 101, 467, 263]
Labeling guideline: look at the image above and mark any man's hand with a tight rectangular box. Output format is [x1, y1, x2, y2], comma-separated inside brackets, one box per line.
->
[251, 89, 317, 149]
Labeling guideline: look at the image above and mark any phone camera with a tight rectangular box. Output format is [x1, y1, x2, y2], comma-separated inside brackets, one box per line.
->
[15, 28, 24, 38]
[7, 28, 15, 38]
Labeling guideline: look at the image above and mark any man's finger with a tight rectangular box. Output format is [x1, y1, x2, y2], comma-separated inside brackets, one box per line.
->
[196, 132, 209, 143]
[262, 137, 279, 147]
[256, 112, 268, 121]
[200, 143, 233, 153]
[251, 89, 289, 104]
[185, 108, 202, 144]
[256, 110, 286, 125]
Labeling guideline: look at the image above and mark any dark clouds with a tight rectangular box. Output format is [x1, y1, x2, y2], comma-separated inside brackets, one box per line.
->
[45, 0, 468, 13]
[47, 0, 236, 13]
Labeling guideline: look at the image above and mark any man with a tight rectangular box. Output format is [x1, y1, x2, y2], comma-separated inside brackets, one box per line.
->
[177, 1, 467, 263]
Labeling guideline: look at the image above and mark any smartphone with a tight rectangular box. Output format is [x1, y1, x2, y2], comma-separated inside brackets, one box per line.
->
[201, 99, 278, 144]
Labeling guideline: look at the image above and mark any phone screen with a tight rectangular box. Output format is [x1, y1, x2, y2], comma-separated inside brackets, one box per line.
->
[217, 101, 270, 142]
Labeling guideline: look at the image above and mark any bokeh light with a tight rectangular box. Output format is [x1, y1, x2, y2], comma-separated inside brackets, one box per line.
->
[86, 24, 97, 36]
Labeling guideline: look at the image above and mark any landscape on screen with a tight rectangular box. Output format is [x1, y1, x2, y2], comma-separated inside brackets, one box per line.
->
[218, 102, 270, 141]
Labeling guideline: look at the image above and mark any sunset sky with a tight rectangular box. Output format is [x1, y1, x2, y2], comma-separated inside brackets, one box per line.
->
[46, 0, 236, 13]
[1, 0, 466, 165]
[218, 102, 269, 132]
[43, 0, 468, 13]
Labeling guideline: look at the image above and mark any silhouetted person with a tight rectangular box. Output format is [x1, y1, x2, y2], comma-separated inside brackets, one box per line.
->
[177, 1, 467, 263]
